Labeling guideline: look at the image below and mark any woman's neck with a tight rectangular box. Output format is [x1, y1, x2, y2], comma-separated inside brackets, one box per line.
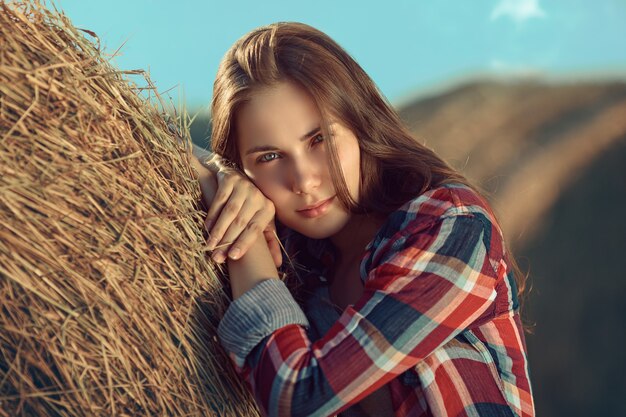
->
[330, 212, 386, 266]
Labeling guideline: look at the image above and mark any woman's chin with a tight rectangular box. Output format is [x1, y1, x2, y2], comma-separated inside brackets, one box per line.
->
[280, 211, 351, 240]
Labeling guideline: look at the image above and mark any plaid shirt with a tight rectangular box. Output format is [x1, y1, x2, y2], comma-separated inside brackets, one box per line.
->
[217, 183, 535, 417]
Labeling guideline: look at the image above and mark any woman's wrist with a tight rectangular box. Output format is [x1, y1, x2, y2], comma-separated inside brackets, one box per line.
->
[226, 232, 279, 300]
[190, 155, 218, 207]
[192, 143, 228, 175]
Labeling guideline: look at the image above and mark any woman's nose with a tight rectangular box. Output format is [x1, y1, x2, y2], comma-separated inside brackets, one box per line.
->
[289, 158, 321, 195]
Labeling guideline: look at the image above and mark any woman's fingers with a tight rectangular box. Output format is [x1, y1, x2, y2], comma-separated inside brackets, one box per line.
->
[206, 180, 247, 251]
[215, 198, 274, 260]
[216, 210, 266, 262]
[204, 171, 237, 237]
[212, 199, 276, 264]
[212, 201, 260, 261]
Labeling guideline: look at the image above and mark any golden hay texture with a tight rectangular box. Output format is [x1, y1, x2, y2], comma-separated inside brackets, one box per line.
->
[0, 2, 261, 416]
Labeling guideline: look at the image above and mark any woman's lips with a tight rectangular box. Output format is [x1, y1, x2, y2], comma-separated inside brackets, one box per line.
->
[297, 195, 335, 218]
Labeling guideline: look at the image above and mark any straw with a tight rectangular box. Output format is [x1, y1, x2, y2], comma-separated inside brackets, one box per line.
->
[0, 1, 262, 415]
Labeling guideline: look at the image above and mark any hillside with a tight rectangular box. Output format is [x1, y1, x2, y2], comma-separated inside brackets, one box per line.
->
[397, 79, 626, 250]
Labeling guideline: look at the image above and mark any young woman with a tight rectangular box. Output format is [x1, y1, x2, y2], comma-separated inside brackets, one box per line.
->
[193, 22, 535, 417]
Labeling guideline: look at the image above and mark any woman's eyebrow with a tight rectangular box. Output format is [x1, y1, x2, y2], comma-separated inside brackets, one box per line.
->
[244, 126, 321, 155]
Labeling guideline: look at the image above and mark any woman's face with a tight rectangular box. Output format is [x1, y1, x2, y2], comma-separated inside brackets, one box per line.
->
[235, 80, 361, 239]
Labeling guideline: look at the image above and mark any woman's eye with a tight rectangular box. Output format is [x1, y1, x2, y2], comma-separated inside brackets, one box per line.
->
[311, 133, 325, 146]
[256, 134, 324, 164]
[257, 153, 280, 164]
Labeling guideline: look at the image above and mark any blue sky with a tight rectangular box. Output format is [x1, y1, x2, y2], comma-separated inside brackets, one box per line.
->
[54, 0, 626, 109]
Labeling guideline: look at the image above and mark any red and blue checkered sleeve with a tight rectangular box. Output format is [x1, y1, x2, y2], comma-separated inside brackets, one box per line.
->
[219, 212, 500, 417]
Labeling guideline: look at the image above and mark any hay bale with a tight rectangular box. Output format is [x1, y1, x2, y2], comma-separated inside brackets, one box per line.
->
[0, 2, 260, 416]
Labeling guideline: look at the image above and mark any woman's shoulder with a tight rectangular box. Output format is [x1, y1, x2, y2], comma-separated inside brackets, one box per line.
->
[363, 182, 508, 280]
[365, 182, 503, 251]
[400, 182, 497, 220]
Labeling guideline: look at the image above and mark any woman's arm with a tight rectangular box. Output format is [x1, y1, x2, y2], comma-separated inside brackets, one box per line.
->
[226, 231, 279, 300]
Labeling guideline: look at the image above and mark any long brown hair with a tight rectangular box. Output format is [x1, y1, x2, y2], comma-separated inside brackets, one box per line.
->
[209, 22, 530, 316]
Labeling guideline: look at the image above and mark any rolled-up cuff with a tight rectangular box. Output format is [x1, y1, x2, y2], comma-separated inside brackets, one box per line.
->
[217, 279, 310, 369]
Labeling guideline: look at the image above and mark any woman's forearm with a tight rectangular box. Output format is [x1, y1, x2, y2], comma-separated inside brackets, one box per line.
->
[226, 233, 279, 300]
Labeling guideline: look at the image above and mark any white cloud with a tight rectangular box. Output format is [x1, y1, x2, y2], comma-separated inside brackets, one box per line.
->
[490, 59, 508, 69]
[490, 0, 547, 23]
[489, 59, 543, 77]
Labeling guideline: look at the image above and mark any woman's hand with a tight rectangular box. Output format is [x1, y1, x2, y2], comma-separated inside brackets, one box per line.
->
[191, 146, 282, 267]
[205, 167, 281, 266]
